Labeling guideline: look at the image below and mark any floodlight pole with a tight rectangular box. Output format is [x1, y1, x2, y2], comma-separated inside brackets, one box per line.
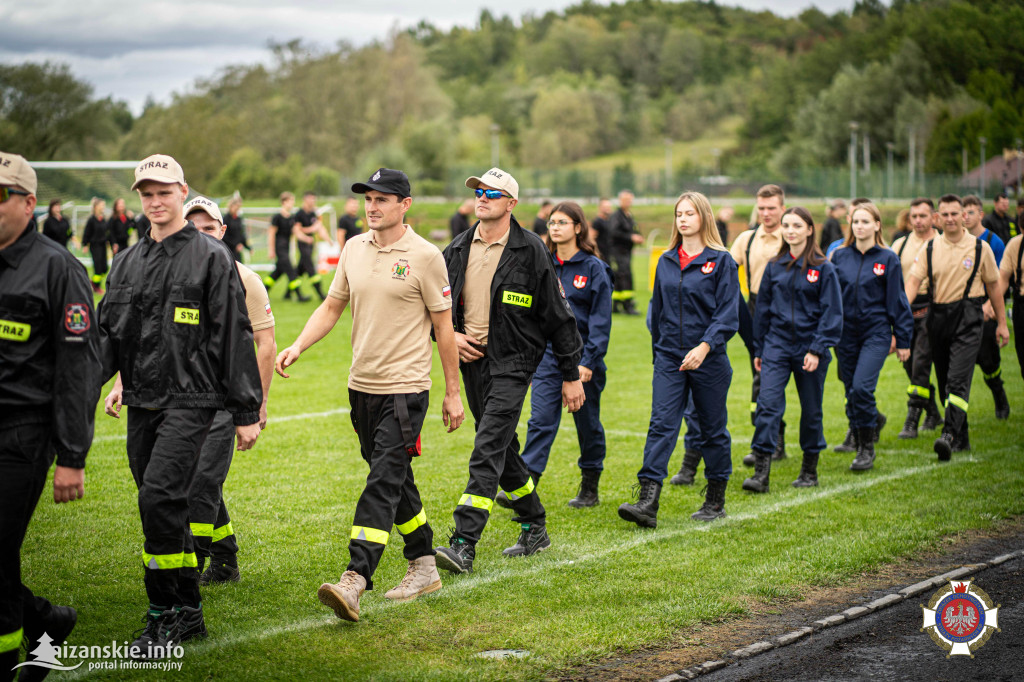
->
[849, 121, 859, 199]
[886, 142, 895, 199]
[979, 136, 987, 196]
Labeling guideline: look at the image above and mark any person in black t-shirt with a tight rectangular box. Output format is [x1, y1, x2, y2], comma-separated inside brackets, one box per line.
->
[819, 200, 845, 249]
[533, 200, 552, 236]
[81, 197, 109, 293]
[449, 199, 474, 241]
[41, 198, 74, 249]
[336, 197, 364, 250]
[293, 191, 329, 300]
[108, 197, 135, 256]
[222, 197, 250, 261]
[265, 192, 308, 301]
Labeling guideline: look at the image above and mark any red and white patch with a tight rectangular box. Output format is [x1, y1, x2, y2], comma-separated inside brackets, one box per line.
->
[806, 269, 819, 283]
[64, 303, 90, 334]
[700, 261, 715, 275]
[872, 262, 886, 276]
[265, 302, 272, 315]
[442, 285, 451, 297]
[572, 275, 588, 289]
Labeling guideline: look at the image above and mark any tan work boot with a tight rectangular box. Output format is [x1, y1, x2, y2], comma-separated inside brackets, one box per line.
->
[317, 570, 366, 622]
[384, 555, 442, 602]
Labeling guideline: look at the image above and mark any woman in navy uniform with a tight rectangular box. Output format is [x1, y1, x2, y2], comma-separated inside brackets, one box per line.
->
[743, 207, 842, 493]
[509, 201, 613, 508]
[831, 203, 913, 471]
[618, 191, 739, 527]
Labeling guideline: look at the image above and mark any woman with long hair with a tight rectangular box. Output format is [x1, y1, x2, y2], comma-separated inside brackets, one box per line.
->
[743, 207, 843, 492]
[108, 197, 134, 255]
[42, 198, 73, 249]
[831, 202, 913, 471]
[495, 201, 613, 508]
[618, 191, 738, 527]
[81, 197, 109, 293]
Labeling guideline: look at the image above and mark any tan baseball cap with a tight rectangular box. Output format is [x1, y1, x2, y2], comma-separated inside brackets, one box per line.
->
[0, 151, 37, 195]
[131, 154, 185, 190]
[465, 167, 519, 200]
[184, 196, 223, 224]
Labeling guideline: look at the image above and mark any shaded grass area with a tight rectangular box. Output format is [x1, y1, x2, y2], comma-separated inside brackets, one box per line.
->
[25, 257, 1024, 681]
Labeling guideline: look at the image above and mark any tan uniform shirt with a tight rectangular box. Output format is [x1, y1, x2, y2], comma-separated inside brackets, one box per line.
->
[729, 225, 783, 295]
[236, 262, 275, 332]
[891, 231, 934, 298]
[328, 226, 452, 394]
[908, 232, 999, 304]
[999, 234, 1024, 296]
[462, 226, 510, 346]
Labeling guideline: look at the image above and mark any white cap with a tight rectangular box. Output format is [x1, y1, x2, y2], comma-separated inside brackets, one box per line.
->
[0, 151, 37, 194]
[465, 167, 519, 200]
[184, 196, 223, 224]
[131, 154, 185, 190]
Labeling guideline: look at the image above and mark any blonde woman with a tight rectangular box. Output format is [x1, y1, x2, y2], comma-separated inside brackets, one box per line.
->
[618, 191, 739, 527]
[81, 197, 109, 293]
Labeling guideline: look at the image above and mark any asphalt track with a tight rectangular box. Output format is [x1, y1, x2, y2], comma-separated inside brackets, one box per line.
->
[677, 543, 1024, 681]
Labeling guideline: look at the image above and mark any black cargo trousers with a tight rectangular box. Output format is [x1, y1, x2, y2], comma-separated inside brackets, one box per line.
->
[188, 410, 239, 570]
[346, 389, 434, 591]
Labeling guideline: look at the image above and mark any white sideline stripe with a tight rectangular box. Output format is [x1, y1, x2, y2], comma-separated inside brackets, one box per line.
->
[77, 457, 965, 670]
[91, 408, 351, 443]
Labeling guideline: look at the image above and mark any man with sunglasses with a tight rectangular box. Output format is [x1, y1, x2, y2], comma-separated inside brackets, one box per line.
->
[435, 168, 584, 574]
[0, 151, 102, 676]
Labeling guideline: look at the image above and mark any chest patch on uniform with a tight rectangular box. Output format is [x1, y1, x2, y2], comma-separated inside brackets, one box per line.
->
[502, 291, 533, 307]
[173, 307, 200, 325]
[963, 258, 973, 270]
[701, 261, 716, 275]
[872, 263, 885, 276]
[573, 275, 588, 289]
[392, 259, 411, 280]
[807, 269, 820, 283]
[64, 303, 91, 334]
[0, 319, 30, 342]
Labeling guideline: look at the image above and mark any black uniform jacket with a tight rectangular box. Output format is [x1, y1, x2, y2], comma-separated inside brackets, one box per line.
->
[442, 217, 583, 381]
[97, 223, 261, 425]
[0, 224, 101, 468]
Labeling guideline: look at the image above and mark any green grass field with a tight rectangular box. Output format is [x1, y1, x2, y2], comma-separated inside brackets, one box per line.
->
[24, 253, 1023, 681]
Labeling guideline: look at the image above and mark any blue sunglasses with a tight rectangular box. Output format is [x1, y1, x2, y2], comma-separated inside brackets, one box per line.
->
[474, 188, 509, 199]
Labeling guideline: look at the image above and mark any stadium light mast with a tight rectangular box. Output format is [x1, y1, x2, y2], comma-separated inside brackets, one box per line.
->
[1017, 138, 1022, 197]
[665, 138, 673, 197]
[979, 136, 987, 196]
[886, 142, 895, 199]
[849, 121, 859, 199]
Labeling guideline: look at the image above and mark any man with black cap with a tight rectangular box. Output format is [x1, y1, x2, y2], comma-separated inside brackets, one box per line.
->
[276, 168, 464, 622]
[97, 154, 263, 656]
[434, 167, 584, 575]
[0, 151, 101, 678]
[104, 196, 277, 587]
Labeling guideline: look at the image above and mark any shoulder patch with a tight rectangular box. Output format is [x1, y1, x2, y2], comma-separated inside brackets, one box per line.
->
[64, 303, 91, 334]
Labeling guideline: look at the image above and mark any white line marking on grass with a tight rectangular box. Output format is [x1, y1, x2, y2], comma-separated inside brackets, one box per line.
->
[91, 408, 351, 444]
[93, 458, 963, 668]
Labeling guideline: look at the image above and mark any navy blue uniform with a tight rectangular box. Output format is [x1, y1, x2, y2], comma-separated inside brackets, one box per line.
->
[521, 251, 612, 474]
[639, 246, 739, 483]
[751, 256, 843, 456]
[832, 246, 914, 430]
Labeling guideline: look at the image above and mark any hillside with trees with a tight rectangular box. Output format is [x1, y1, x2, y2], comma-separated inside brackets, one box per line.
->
[4, 0, 1022, 195]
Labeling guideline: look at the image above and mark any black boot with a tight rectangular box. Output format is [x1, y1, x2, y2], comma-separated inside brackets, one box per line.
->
[850, 427, 875, 471]
[130, 607, 179, 659]
[986, 376, 1010, 419]
[568, 469, 601, 507]
[922, 388, 943, 430]
[502, 523, 551, 557]
[772, 419, 787, 460]
[622, 298, 640, 316]
[933, 431, 954, 462]
[691, 479, 728, 521]
[742, 450, 756, 466]
[618, 478, 662, 528]
[898, 406, 922, 439]
[792, 452, 819, 487]
[742, 450, 772, 493]
[434, 531, 475, 574]
[834, 426, 856, 452]
[612, 300, 623, 314]
[670, 450, 702, 485]
[873, 413, 886, 443]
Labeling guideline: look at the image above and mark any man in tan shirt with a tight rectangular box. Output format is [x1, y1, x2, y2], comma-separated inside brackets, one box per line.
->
[730, 184, 786, 463]
[890, 197, 942, 438]
[905, 194, 1009, 461]
[276, 168, 464, 622]
[997, 231, 1024, 383]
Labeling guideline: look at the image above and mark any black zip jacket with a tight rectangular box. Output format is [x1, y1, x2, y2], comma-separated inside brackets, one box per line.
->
[42, 215, 73, 247]
[0, 224, 101, 468]
[442, 217, 583, 380]
[97, 223, 261, 425]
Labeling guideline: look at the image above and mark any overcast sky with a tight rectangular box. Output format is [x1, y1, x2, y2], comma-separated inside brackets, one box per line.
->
[2, 0, 859, 115]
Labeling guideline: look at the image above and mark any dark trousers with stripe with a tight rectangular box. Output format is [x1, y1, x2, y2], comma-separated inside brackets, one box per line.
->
[520, 357, 606, 474]
[268, 240, 298, 289]
[975, 318, 1003, 386]
[188, 410, 238, 568]
[902, 302, 935, 407]
[610, 247, 634, 300]
[836, 329, 890, 430]
[639, 352, 733, 483]
[296, 242, 319, 281]
[127, 407, 214, 609]
[346, 390, 433, 590]
[455, 356, 545, 544]
[752, 350, 830, 455]
[0, 419, 58, 672]
[928, 300, 984, 440]
[1015, 292, 1024, 383]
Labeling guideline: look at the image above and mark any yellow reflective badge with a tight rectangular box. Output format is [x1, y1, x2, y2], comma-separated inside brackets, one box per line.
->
[173, 307, 200, 325]
[0, 319, 30, 341]
[502, 291, 533, 308]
